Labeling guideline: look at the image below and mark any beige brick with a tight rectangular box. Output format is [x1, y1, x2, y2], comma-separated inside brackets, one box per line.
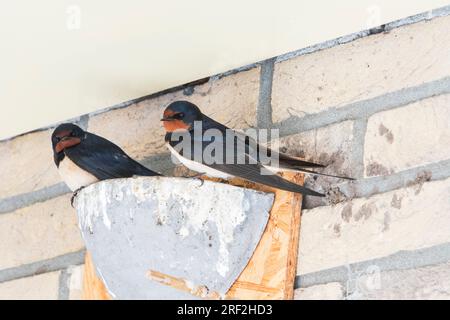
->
[364, 94, 450, 177]
[0, 195, 84, 270]
[350, 262, 450, 300]
[88, 67, 260, 161]
[277, 121, 355, 207]
[0, 129, 61, 199]
[272, 15, 450, 123]
[67, 265, 84, 300]
[298, 177, 450, 275]
[0, 271, 60, 300]
[294, 283, 344, 300]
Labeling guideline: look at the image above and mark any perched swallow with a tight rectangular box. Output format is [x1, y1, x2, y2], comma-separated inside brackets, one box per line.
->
[162, 101, 354, 197]
[51, 123, 161, 199]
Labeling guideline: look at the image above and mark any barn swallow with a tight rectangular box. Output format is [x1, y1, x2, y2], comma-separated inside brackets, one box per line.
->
[162, 101, 354, 197]
[52, 123, 161, 204]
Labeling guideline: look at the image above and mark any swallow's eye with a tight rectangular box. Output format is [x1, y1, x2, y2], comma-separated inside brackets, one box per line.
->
[173, 112, 184, 119]
[70, 131, 76, 137]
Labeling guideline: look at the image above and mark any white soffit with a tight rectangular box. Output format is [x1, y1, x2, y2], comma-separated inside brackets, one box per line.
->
[0, 0, 448, 139]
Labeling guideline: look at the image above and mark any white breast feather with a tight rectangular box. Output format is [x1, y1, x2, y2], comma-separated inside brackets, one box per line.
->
[166, 144, 232, 179]
[58, 156, 99, 191]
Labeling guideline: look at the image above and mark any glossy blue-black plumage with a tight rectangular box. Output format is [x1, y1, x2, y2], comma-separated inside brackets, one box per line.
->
[65, 132, 160, 180]
[163, 101, 355, 197]
[52, 123, 160, 180]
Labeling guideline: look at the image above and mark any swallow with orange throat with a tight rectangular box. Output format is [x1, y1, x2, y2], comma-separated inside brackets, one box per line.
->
[52, 123, 161, 205]
[161, 101, 354, 197]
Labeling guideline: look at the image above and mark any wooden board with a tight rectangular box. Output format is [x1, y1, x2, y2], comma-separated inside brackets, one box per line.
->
[82, 172, 303, 300]
[82, 252, 111, 300]
[225, 172, 303, 299]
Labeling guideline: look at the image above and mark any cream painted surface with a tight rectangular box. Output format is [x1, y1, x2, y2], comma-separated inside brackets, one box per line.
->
[0, 1, 448, 140]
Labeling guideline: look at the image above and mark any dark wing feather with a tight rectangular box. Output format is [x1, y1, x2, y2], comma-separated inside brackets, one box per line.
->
[210, 162, 325, 197]
[254, 143, 325, 169]
[65, 132, 160, 180]
[168, 131, 324, 197]
[203, 115, 324, 168]
[202, 116, 355, 180]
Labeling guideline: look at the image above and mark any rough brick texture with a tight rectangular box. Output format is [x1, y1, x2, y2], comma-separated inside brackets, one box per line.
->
[298, 177, 450, 275]
[0, 195, 84, 270]
[347, 262, 450, 300]
[272, 15, 450, 123]
[0, 129, 61, 199]
[1, 9, 450, 300]
[278, 120, 356, 208]
[67, 265, 84, 300]
[88, 67, 260, 161]
[364, 94, 450, 177]
[294, 283, 344, 300]
[0, 271, 60, 300]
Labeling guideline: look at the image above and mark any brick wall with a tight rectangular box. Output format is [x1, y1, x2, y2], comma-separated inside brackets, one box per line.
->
[1, 7, 450, 299]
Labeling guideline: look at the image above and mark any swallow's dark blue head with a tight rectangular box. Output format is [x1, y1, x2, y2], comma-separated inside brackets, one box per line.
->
[161, 101, 203, 132]
[51, 123, 85, 156]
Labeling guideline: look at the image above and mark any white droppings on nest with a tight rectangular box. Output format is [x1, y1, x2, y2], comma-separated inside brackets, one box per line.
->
[129, 178, 170, 225]
[99, 183, 112, 229]
[113, 189, 124, 202]
[179, 226, 190, 237]
[128, 209, 134, 220]
[77, 177, 260, 279]
[131, 178, 153, 204]
[125, 233, 134, 247]
[76, 182, 112, 232]
[143, 178, 249, 278]
[126, 177, 250, 277]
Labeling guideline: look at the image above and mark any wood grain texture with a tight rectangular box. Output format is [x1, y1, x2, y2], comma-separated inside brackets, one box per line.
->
[82, 252, 111, 300]
[225, 172, 303, 300]
[147, 269, 222, 299]
[82, 173, 303, 300]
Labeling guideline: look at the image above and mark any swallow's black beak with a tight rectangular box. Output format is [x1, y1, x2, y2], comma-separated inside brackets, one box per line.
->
[160, 117, 174, 121]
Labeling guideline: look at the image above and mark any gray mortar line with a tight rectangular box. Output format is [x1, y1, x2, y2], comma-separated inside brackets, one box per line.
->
[0, 64, 258, 143]
[2, 124, 450, 215]
[141, 152, 176, 175]
[0, 154, 174, 215]
[0, 182, 71, 214]
[385, 5, 450, 31]
[3, 6, 450, 144]
[328, 159, 450, 207]
[274, 76, 450, 137]
[2, 84, 450, 216]
[350, 118, 368, 179]
[276, 5, 450, 63]
[276, 29, 374, 64]
[295, 241, 450, 289]
[58, 269, 71, 300]
[0, 77, 205, 143]
[1, 26, 450, 214]
[1, 111, 93, 144]
[256, 58, 275, 129]
[77, 114, 90, 131]
[0, 250, 86, 284]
